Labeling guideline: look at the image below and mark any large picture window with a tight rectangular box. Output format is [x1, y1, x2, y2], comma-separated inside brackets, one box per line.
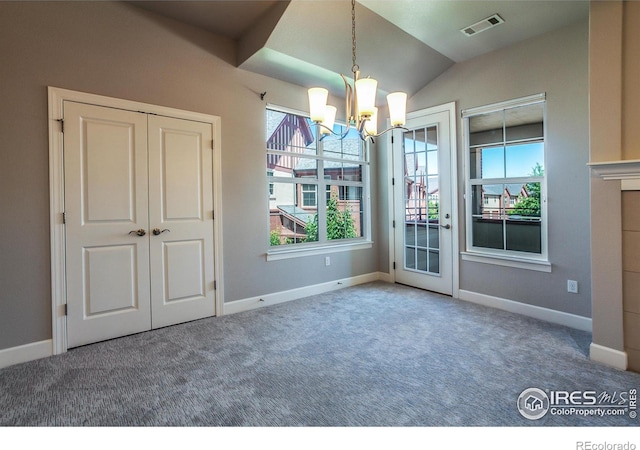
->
[266, 107, 369, 250]
[463, 94, 547, 264]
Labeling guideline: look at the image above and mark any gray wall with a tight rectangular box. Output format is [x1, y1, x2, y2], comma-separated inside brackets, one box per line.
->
[0, 1, 382, 351]
[385, 19, 591, 317]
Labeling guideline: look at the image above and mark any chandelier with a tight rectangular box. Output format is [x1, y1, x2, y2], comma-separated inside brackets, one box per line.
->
[307, 0, 408, 141]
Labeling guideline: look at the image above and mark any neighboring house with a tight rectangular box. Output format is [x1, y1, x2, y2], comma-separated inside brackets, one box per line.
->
[403, 153, 439, 223]
[270, 205, 315, 243]
[267, 110, 315, 208]
[267, 113, 362, 243]
[481, 184, 529, 218]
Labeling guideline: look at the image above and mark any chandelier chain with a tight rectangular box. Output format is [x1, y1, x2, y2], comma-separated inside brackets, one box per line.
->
[351, 0, 358, 73]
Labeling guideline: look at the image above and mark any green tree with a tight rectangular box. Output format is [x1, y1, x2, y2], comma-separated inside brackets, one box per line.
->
[510, 163, 543, 217]
[428, 200, 439, 220]
[304, 194, 357, 242]
[270, 228, 282, 246]
[303, 213, 318, 243]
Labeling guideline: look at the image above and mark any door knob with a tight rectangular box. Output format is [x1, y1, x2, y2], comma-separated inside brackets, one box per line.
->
[128, 229, 146, 236]
[152, 228, 170, 236]
[440, 224, 451, 230]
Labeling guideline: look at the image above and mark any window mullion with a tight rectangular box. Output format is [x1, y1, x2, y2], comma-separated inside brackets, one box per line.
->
[317, 138, 327, 243]
[502, 111, 508, 252]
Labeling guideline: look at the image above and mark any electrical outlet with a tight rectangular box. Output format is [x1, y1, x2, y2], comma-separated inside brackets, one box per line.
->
[325, 256, 330, 266]
[567, 280, 578, 294]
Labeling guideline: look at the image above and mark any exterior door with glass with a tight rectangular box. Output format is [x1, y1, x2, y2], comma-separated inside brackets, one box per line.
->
[393, 106, 454, 295]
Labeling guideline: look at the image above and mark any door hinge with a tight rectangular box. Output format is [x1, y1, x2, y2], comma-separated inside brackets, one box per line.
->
[211, 139, 215, 150]
[62, 212, 66, 224]
[64, 304, 68, 316]
[58, 119, 64, 133]
[391, 136, 394, 144]
[393, 262, 396, 270]
[213, 280, 217, 290]
[392, 220, 396, 228]
[392, 178, 395, 186]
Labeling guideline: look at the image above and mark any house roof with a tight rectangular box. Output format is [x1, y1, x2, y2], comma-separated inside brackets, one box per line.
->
[294, 137, 362, 173]
[483, 184, 526, 196]
[278, 205, 315, 227]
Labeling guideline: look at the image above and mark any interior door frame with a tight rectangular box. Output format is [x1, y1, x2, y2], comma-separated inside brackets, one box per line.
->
[48, 86, 225, 355]
[387, 101, 459, 298]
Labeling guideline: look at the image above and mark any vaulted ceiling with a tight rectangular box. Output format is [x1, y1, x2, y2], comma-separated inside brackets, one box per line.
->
[128, 0, 589, 100]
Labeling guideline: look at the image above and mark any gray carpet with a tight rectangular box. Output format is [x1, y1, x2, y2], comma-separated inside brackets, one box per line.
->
[1, 281, 639, 426]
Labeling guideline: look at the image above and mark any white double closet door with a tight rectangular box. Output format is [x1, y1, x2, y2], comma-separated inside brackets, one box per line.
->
[64, 101, 215, 348]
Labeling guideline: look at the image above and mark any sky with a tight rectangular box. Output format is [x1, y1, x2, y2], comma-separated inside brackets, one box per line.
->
[474, 142, 544, 179]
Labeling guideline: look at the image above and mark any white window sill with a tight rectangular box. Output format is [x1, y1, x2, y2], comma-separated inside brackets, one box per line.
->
[266, 240, 373, 261]
[461, 251, 551, 272]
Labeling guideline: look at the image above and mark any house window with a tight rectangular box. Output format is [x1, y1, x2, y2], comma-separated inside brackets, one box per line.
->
[463, 94, 547, 261]
[267, 170, 274, 197]
[302, 183, 317, 207]
[266, 107, 369, 249]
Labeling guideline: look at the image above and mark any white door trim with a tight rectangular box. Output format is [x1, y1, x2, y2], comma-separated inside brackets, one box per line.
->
[387, 101, 459, 298]
[47, 86, 225, 355]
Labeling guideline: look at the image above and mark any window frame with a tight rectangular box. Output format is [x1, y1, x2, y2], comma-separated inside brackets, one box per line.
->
[461, 93, 550, 272]
[301, 182, 317, 207]
[265, 104, 372, 261]
[267, 169, 275, 198]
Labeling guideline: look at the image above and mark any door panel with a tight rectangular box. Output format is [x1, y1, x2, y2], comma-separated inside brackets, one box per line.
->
[163, 240, 205, 302]
[394, 110, 453, 295]
[84, 245, 139, 315]
[64, 101, 151, 348]
[148, 115, 215, 328]
[162, 131, 204, 221]
[83, 120, 138, 222]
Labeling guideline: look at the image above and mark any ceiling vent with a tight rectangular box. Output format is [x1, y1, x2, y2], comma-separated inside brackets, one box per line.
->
[461, 14, 504, 37]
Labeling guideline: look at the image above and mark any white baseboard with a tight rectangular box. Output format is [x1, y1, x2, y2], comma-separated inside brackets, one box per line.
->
[377, 271, 393, 283]
[458, 289, 593, 332]
[0, 340, 53, 369]
[589, 343, 628, 370]
[223, 272, 386, 316]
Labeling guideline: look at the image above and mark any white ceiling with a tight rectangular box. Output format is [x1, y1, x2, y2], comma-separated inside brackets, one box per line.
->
[128, 0, 589, 99]
[360, 0, 590, 63]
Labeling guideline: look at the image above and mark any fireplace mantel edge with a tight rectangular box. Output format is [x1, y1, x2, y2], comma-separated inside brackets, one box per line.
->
[588, 159, 640, 189]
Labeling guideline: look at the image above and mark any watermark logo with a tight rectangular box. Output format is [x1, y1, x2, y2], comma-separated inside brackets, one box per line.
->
[517, 387, 550, 420]
[576, 442, 636, 450]
[517, 387, 637, 420]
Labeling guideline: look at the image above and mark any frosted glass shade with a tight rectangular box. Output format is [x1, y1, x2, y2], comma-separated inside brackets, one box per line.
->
[364, 107, 378, 136]
[320, 106, 337, 135]
[308, 88, 328, 122]
[387, 92, 407, 127]
[355, 78, 377, 117]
